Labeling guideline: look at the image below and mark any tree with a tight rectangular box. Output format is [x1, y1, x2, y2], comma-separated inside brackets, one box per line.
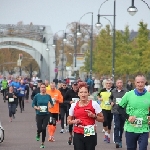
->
[92, 25, 112, 75]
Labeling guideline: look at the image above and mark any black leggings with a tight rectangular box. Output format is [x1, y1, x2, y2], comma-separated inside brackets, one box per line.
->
[3, 89, 7, 99]
[8, 103, 16, 117]
[18, 96, 24, 110]
[102, 109, 113, 130]
[73, 133, 97, 150]
[60, 106, 69, 129]
[37, 114, 49, 143]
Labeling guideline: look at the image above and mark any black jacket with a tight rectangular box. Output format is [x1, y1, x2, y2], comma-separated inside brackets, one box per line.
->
[64, 89, 79, 110]
[31, 87, 40, 100]
[59, 87, 69, 107]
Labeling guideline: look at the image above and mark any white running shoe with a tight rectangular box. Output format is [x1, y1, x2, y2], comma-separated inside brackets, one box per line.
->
[102, 129, 105, 133]
[60, 129, 65, 133]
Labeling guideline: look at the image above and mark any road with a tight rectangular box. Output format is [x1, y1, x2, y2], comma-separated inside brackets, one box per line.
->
[0, 94, 149, 150]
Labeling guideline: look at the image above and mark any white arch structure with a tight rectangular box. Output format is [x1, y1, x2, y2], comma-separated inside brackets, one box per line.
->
[0, 26, 55, 82]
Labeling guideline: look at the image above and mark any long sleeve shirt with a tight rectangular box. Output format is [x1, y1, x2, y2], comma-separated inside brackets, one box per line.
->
[32, 93, 53, 115]
[47, 89, 63, 113]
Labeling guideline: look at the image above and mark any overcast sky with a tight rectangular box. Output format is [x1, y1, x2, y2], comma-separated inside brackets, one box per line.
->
[0, 0, 150, 34]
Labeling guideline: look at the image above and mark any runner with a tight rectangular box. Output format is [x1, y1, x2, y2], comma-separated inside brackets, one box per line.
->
[45, 80, 51, 90]
[97, 79, 113, 143]
[64, 81, 79, 145]
[31, 80, 42, 100]
[1, 77, 8, 102]
[10, 77, 20, 110]
[5, 86, 17, 122]
[67, 82, 104, 150]
[46, 82, 63, 142]
[59, 81, 69, 133]
[24, 78, 30, 103]
[118, 75, 150, 150]
[110, 79, 127, 148]
[32, 83, 53, 148]
[17, 79, 27, 113]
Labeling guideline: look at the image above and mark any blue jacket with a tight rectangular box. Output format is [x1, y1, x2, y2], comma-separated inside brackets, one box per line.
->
[17, 84, 26, 97]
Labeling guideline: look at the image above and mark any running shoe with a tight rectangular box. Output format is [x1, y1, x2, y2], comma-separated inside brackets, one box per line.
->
[104, 135, 108, 141]
[36, 134, 40, 141]
[40, 144, 45, 148]
[115, 142, 119, 148]
[107, 137, 110, 143]
[48, 136, 52, 142]
[102, 129, 105, 132]
[60, 129, 65, 133]
[68, 136, 73, 145]
[51, 136, 55, 142]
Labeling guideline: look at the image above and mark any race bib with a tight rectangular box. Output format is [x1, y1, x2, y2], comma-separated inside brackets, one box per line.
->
[39, 106, 47, 112]
[72, 98, 79, 103]
[52, 98, 56, 105]
[20, 91, 24, 94]
[9, 98, 14, 102]
[132, 118, 143, 127]
[84, 125, 95, 137]
[105, 101, 110, 105]
[116, 98, 122, 104]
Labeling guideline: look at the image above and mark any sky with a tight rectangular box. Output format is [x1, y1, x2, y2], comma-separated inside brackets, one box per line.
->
[0, 0, 150, 35]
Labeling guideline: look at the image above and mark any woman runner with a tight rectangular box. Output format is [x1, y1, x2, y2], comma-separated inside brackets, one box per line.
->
[32, 83, 53, 148]
[5, 86, 17, 122]
[67, 82, 104, 150]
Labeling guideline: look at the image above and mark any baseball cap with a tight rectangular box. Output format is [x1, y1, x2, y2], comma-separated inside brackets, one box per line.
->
[37, 79, 43, 83]
[72, 81, 78, 85]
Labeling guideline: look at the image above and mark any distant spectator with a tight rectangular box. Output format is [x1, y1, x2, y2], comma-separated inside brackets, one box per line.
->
[66, 78, 70, 86]
[126, 80, 133, 91]
[86, 77, 93, 94]
[94, 78, 100, 92]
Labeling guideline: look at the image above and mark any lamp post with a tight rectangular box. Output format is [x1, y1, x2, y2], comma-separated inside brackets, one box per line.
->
[52, 30, 65, 80]
[95, 0, 116, 82]
[127, 0, 150, 15]
[63, 22, 78, 68]
[77, 12, 93, 80]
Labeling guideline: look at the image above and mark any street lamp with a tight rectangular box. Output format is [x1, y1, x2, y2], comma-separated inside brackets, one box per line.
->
[52, 30, 65, 80]
[77, 12, 93, 80]
[127, 0, 138, 16]
[63, 22, 78, 68]
[96, 0, 116, 82]
[127, 0, 150, 16]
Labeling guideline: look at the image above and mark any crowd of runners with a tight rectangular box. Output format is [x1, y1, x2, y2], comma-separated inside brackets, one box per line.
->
[0, 74, 150, 150]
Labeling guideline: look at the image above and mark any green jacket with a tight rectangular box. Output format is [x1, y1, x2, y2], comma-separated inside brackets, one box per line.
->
[1, 80, 8, 89]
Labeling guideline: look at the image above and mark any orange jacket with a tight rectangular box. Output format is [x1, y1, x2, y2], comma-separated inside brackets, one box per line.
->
[46, 89, 63, 113]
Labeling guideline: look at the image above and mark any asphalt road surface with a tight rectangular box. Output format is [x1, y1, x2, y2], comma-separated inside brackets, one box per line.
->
[0, 94, 150, 150]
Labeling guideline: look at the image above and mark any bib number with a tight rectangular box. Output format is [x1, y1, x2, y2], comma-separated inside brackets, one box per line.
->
[72, 98, 79, 103]
[9, 98, 14, 102]
[52, 98, 56, 105]
[116, 98, 122, 104]
[105, 101, 110, 105]
[84, 125, 95, 137]
[39, 106, 47, 112]
[132, 118, 143, 127]
[20, 91, 24, 94]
